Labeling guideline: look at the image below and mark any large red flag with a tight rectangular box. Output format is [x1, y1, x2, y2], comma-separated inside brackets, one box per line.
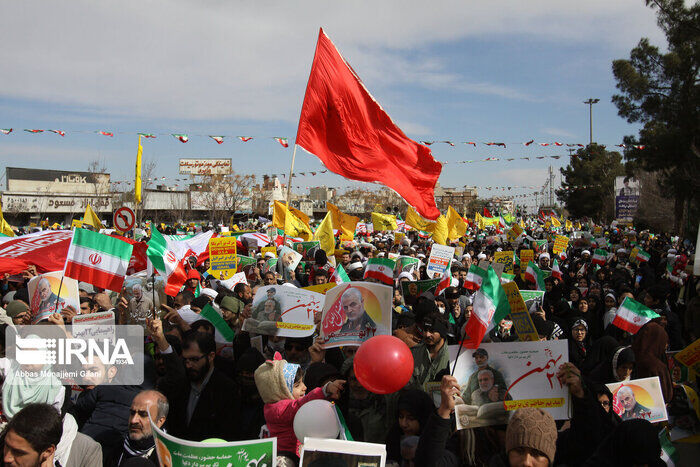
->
[296, 28, 442, 220]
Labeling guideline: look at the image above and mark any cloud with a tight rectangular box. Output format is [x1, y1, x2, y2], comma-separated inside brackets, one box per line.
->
[0, 1, 662, 123]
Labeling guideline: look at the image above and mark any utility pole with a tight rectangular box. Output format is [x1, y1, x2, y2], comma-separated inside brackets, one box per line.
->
[583, 98, 599, 146]
[549, 165, 555, 206]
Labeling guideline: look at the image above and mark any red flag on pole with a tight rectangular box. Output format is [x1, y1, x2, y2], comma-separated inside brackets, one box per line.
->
[295, 28, 442, 220]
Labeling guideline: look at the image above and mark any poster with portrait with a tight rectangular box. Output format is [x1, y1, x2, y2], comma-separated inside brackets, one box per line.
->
[27, 271, 80, 323]
[606, 377, 668, 423]
[242, 285, 322, 338]
[450, 340, 569, 429]
[278, 245, 303, 272]
[520, 290, 545, 314]
[614, 176, 641, 222]
[395, 255, 421, 275]
[400, 278, 440, 307]
[293, 241, 320, 261]
[319, 282, 392, 348]
[300, 438, 386, 467]
[122, 272, 166, 315]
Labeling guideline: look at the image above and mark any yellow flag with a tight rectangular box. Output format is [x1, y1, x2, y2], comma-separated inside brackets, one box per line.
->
[430, 215, 449, 245]
[550, 215, 561, 227]
[475, 212, 485, 230]
[405, 206, 434, 231]
[0, 204, 15, 237]
[290, 206, 310, 226]
[565, 219, 573, 231]
[371, 212, 397, 231]
[314, 212, 335, 256]
[135, 135, 143, 204]
[446, 206, 466, 240]
[71, 219, 83, 230]
[82, 204, 104, 230]
[327, 202, 359, 240]
[520, 218, 526, 229]
[272, 200, 287, 229]
[575, 221, 582, 230]
[283, 205, 313, 240]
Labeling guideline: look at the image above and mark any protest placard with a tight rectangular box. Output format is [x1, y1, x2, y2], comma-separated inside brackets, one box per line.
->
[507, 224, 523, 243]
[674, 338, 700, 377]
[501, 282, 539, 342]
[319, 282, 392, 348]
[519, 249, 534, 269]
[208, 236, 238, 280]
[151, 416, 276, 467]
[261, 245, 277, 258]
[300, 438, 386, 467]
[293, 241, 320, 261]
[494, 250, 515, 274]
[520, 290, 545, 313]
[400, 278, 441, 307]
[426, 244, 454, 278]
[552, 235, 569, 255]
[27, 271, 80, 323]
[278, 245, 303, 271]
[242, 285, 322, 338]
[236, 254, 256, 273]
[450, 340, 569, 429]
[394, 255, 420, 275]
[217, 271, 248, 292]
[71, 310, 116, 343]
[394, 232, 405, 245]
[607, 377, 668, 423]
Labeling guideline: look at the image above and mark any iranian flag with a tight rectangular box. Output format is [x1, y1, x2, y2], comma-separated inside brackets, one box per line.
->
[139, 133, 156, 138]
[524, 261, 546, 290]
[274, 137, 289, 148]
[0, 129, 12, 135]
[435, 269, 452, 296]
[551, 258, 562, 280]
[330, 264, 350, 284]
[238, 136, 253, 142]
[464, 264, 487, 290]
[99, 131, 113, 137]
[363, 257, 396, 285]
[612, 297, 660, 334]
[209, 135, 224, 144]
[147, 228, 188, 296]
[24, 129, 44, 133]
[462, 267, 510, 348]
[63, 228, 133, 292]
[200, 303, 234, 343]
[498, 216, 507, 228]
[592, 249, 608, 265]
[49, 129, 66, 136]
[172, 133, 189, 143]
[636, 249, 651, 263]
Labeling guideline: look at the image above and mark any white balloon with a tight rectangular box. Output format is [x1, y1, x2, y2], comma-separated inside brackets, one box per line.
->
[293, 399, 341, 442]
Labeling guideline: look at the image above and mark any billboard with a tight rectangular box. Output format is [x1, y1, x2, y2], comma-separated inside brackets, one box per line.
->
[6, 167, 110, 194]
[614, 176, 640, 222]
[179, 158, 232, 175]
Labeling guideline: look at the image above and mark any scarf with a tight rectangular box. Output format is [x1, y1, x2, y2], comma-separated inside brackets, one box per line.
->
[117, 435, 156, 465]
[2, 359, 63, 419]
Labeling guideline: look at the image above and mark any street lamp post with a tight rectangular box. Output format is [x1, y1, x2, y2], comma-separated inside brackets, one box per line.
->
[583, 98, 599, 146]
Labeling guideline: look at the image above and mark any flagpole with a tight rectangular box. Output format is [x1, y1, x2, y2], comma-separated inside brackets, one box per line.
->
[54, 275, 65, 318]
[285, 144, 298, 208]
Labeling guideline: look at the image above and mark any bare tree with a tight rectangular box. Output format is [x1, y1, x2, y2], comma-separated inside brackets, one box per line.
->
[198, 172, 256, 225]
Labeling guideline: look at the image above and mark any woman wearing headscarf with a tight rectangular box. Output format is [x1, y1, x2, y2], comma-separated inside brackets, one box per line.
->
[568, 319, 590, 369]
[602, 293, 618, 331]
[587, 343, 635, 385]
[632, 322, 673, 402]
[385, 389, 435, 466]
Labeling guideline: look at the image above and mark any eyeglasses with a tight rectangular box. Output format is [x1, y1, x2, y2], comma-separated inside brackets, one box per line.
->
[182, 354, 207, 364]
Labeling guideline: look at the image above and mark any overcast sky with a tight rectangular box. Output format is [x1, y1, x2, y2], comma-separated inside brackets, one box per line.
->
[0, 1, 667, 211]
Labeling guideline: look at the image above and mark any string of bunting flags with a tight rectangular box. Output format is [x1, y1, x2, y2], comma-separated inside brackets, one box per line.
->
[0, 127, 644, 150]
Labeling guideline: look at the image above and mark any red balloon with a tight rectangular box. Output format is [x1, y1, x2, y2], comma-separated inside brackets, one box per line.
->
[353, 335, 414, 394]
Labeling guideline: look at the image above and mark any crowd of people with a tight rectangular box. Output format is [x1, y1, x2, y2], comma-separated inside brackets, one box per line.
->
[0, 218, 697, 467]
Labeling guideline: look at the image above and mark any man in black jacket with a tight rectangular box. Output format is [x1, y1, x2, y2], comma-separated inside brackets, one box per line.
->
[149, 318, 240, 441]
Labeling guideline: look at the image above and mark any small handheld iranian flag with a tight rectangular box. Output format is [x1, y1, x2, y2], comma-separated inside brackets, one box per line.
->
[330, 264, 350, 284]
[551, 258, 562, 280]
[63, 229, 133, 292]
[592, 248, 608, 266]
[524, 261, 546, 290]
[209, 135, 224, 144]
[464, 264, 487, 290]
[172, 133, 189, 143]
[147, 228, 188, 296]
[636, 249, 651, 263]
[274, 137, 289, 148]
[435, 269, 452, 296]
[462, 267, 510, 348]
[200, 303, 234, 342]
[612, 296, 660, 334]
[363, 257, 396, 285]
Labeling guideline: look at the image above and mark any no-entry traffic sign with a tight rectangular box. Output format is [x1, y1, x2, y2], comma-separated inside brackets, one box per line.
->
[113, 206, 135, 232]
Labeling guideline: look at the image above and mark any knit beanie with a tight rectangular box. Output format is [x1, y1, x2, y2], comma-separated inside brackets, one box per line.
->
[505, 408, 557, 463]
[6, 300, 29, 318]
